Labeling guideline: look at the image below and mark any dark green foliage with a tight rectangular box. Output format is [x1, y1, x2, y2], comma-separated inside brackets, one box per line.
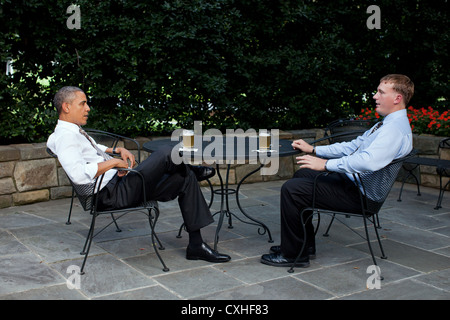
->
[1, 0, 448, 143]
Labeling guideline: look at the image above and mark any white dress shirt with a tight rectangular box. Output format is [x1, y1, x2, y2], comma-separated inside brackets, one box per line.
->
[47, 120, 116, 191]
[316, 109, 413, 181]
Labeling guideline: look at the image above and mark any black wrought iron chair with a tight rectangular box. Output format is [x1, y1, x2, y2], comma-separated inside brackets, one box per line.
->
[323, 117, 376, 144]
[288, 150, 416, 277]
[311, 128, 384, 229]
[435, 138, 450, 209]
[397, 137, 450, 209]
[47, 147, 169, 274]
[63, 129, 141, 225]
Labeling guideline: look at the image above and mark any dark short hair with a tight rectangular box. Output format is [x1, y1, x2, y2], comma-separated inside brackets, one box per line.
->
[53, 86, 84, 114]
[380, 74, 414, 106]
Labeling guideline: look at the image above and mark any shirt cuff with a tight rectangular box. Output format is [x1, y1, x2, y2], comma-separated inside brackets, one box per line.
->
[85, 163, 99, 180]
[315, 146, 324, 157]
[324, 159, 337, 172]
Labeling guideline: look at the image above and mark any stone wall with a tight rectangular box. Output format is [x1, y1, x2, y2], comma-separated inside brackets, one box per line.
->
[0, 130, 447, 208]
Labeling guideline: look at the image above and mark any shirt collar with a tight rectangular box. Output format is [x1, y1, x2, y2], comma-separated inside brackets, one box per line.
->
[56, 119, 82, 133]
[382, 109, 407, 124]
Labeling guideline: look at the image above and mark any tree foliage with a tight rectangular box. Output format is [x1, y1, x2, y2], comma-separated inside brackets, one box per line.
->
[1, 0, 449, 143]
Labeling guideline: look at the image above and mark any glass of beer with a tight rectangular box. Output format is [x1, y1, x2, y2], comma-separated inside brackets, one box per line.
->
[182, 130, 195, 149]
[259, 130, 271, 150]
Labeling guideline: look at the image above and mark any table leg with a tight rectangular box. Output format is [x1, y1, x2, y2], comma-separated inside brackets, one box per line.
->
[235, 164, 273, 242]
[213, 163, 273, 251]
[213, 164, 236, 250]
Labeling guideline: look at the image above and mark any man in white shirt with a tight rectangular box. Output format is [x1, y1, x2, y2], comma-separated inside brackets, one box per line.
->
[261, 74, 414, 268]
[48, 86, 231, 263]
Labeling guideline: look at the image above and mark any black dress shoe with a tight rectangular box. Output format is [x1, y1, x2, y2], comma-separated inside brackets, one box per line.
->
[189, 165, 216, 181]
[260, 252, 309, 268]
[186, 242, 231, 263]
[270, 245, 316, 259]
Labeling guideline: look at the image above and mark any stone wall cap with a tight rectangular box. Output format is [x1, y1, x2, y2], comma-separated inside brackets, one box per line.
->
[13, 142, 49, 160]
[0, 145, 21, 161]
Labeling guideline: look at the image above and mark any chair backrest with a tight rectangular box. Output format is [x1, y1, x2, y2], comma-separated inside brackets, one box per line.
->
[69, 180, 97, 211]
[324, 118, 375, 143]
[46, 147, 98, 211]
[84, 129, 141, 163]
[438, 137, 450, 159]
[356, 150, 416, 214]
[437, 138, 450, 177]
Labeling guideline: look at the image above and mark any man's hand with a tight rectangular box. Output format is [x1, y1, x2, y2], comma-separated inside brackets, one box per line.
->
[96, 157, 129, 178]
[296, 155, 327, 171]
[115, 159, 130, 177]
[108, 147, 136, 168]
[292, 139, 314, 154]
[96, 146, 136, 178]
[109, 147, 136, 177]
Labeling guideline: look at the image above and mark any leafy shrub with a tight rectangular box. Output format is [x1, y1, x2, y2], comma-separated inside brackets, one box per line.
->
[1, 0, 449, 143]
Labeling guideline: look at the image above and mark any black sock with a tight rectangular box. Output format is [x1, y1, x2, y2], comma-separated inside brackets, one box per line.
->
[188, 230, 203, 247]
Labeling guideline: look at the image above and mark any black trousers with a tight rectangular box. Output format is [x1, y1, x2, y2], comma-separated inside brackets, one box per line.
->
[97, 146, 214, 232]
[280, 168, 362, 258]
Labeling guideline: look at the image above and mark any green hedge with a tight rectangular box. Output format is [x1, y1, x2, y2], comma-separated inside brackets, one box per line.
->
[1, 0, 448, 143]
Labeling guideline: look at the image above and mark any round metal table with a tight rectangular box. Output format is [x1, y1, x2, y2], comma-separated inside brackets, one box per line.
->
[143, 137, 299, 249]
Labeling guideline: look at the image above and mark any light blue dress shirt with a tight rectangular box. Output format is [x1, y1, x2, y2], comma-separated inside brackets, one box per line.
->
[316, 109, 413, 182]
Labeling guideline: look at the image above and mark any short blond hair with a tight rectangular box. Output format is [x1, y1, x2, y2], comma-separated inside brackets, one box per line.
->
[380, 74, 414, 106]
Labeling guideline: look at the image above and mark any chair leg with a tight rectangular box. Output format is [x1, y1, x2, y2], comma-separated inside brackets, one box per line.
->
[148, 207, 164, 250]
[397, 175, 408, 202]
[288, 216, 309, 274]
[434, 177, 449, 210]
[147, 207, 169, 272]
[397, 169, 421, 202]
[313, 213, 321, 236]
[206, 178, 214, 208]
[414, 173, 422, 197]
[363, 215, 385, 281]
[322, 214, 335, 237]
[288, 209, 314, 273]
[363, 217, 377, 262]
[110, 213, 122, 232]
[372, 218, 387, 260]
[80, 213, 98, 275]
[374, 212, 381, 229]
[66, 189, 75, 225]
[176, 223, 185, 238]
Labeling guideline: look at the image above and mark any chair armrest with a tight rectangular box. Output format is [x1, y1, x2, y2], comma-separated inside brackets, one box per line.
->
[84, 128, 142, 163]
[309, 130, 366, 146]
[110, 167, 149, 201]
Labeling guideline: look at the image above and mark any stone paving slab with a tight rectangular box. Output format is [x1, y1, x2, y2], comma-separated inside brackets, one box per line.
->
[0, 181, 449, 302]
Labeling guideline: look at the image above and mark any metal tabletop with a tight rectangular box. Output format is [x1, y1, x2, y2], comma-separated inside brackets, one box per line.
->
[143, 137, 299, 160]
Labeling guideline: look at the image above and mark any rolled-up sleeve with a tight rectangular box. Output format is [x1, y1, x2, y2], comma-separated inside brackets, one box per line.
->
[317, 127, 404, 174]
[52, 134, 98, 185]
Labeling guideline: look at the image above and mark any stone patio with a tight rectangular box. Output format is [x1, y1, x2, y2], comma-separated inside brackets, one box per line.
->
[0, 180, 449, 303]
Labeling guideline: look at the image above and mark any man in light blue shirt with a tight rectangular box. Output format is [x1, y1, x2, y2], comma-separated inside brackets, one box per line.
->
[261, 74, 414, 268]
